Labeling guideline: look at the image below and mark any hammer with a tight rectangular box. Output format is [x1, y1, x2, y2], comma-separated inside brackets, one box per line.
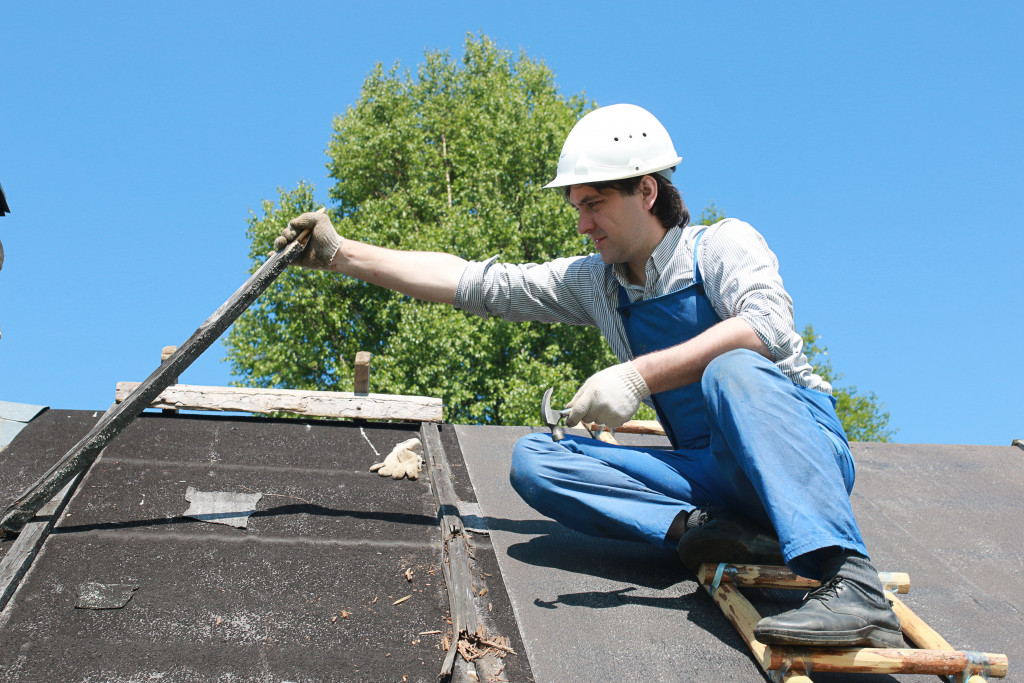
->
[541, 387, 570, 442]
[541, 387, 614, 443]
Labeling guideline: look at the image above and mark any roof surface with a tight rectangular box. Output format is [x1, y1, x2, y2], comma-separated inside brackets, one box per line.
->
[1, 405, 1020, 682]
[0, 409, 528, 682]
[456, 425, 1023, 682]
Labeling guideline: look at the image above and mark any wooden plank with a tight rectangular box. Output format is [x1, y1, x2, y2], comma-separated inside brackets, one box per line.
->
[353, 351, 371, 394]
[1, 228, 313, 535]
[115, 382, 442, 422]
[764, 646, 1007, 678]
[699, 563, 910, 594]
[615, 419, 666, 436]
[696, 564, 812, 682]
[0, 477, 79, 611]
[420, 423, 479, 679]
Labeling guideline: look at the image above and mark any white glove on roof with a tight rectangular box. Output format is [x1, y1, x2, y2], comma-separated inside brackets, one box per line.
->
[370, 438, 424, 480]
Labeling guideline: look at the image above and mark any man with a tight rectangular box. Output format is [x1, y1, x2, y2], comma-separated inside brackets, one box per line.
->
[275, 103, 902, 648]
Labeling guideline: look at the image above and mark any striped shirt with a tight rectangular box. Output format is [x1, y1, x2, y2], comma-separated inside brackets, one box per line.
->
[454, 218, 830, 395]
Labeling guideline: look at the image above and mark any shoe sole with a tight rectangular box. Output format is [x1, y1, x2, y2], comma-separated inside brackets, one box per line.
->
[754, 624, 905, 649]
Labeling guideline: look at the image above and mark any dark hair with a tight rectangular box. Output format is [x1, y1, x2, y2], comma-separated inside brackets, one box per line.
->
[563, 173, 690, 229]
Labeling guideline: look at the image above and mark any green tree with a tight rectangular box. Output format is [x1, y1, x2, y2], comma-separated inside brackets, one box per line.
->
[226, 34, 616, 425]
[800, 325, 896, 442]
[697, 201, 725, 226]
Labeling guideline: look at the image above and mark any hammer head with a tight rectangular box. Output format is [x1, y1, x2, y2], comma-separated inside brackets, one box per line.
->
[541, 387, 566, 442]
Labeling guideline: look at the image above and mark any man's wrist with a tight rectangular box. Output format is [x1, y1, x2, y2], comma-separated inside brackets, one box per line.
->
[623, 361, 651, 399]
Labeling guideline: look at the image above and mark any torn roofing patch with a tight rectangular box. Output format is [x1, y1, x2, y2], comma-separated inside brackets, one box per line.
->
[76, 582, 138, 609]
[182, 487, 262, 528]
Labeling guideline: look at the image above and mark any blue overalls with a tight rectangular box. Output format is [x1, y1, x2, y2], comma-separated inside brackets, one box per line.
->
[510, 233, 868, 579]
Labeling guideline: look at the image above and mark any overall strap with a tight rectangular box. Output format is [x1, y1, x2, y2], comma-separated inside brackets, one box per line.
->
[692, 228, 707, 286]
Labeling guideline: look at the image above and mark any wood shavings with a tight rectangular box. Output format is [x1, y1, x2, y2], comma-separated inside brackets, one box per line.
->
[454, 626, 517, 663]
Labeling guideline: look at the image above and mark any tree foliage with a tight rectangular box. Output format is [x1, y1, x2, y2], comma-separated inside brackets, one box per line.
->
[800, 325, 896, 442]
[226, 34, 616, 425]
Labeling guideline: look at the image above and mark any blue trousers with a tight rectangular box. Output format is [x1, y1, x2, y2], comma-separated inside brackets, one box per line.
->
[510, 350, 867, 579]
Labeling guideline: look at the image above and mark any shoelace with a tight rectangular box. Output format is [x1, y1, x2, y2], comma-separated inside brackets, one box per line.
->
[803, 576, 844, 604]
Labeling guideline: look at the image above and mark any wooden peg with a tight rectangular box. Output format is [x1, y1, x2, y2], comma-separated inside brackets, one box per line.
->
[354, 351, 372, 394]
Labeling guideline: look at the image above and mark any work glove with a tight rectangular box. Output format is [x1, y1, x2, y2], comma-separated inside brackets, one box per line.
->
[273, 210, 343, 270]
[370, 438, 424, 480]
[565, 361, 650, 431]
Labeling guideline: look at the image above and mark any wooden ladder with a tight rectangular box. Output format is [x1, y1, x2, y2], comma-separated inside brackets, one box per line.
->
[696, 562, 1008, 682]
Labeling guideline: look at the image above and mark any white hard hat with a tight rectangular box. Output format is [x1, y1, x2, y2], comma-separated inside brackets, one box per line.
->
[545, 103, 682, 189]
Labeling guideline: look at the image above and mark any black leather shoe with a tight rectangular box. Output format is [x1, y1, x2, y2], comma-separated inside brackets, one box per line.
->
[754, 576, 904, 648]
[676, 511, 784, 572]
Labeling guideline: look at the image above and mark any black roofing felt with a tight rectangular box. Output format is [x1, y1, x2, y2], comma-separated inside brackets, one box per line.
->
[0, 413, 531, 683]
[0, 409, 103, 568]
[1, 410, 1020, 682]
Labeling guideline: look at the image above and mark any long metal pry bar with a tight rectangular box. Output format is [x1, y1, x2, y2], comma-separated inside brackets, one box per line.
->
[0, 228, 311, 536]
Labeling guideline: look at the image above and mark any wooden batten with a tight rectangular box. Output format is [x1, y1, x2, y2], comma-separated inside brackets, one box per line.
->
[115, 382, 443, 423]
[763, 647, 1008, 678]
[614, 419, 666, 436]
[698, 563, 911, 594]
[697, 572, 813, 682]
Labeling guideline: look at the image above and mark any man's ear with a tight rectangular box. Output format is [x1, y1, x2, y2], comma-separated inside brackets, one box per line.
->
[640, 175, 658, 211]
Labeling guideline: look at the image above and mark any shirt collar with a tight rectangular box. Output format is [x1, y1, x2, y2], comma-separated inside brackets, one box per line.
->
[612, 227, 682, 295]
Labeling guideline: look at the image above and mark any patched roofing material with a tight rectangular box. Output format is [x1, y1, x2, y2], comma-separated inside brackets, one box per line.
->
[0, 402, 1019, 682]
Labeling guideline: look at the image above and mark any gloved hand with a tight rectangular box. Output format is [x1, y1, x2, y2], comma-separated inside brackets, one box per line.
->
[273, 210, 343, 270]
[565, 361, 651, 430]
[370, 437, 424, 480]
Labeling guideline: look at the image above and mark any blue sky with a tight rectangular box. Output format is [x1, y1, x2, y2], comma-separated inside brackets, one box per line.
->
[2, 2, 1021, 445]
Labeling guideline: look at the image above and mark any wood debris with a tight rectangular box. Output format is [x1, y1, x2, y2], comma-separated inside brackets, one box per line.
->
[455, 625, 516, 663]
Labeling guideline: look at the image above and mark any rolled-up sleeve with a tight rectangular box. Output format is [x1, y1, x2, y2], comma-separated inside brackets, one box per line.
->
[454, 255, 600, 326]
[699, 220, 796, 362]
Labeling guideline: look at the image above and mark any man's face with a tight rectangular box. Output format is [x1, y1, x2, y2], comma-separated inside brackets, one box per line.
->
[568, 183, 654, 267]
